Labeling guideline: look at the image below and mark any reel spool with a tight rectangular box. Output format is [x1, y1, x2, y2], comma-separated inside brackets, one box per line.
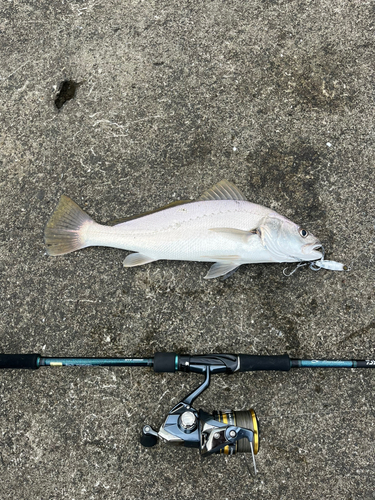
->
[212, 409, 259, 455]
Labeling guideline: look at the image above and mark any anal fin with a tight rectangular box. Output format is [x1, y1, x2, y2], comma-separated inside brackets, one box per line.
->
[123, 253, 157, 267]
[204, 262, 241, 280]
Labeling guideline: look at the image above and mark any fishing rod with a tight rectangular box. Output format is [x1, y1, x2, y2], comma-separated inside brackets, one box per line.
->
[1, 352, 374, 473]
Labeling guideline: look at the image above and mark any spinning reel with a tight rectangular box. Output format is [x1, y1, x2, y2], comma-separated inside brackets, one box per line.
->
[141, 355, 259, 469]
[1, 350, 374, 473]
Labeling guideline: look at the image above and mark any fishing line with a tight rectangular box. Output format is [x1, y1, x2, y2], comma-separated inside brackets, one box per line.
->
[309, 245, 325, 271]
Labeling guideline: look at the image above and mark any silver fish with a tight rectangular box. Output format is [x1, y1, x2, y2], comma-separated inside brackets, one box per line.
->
[44, 180, 323, 279]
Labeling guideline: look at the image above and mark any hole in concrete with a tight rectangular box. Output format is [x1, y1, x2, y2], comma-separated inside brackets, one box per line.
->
[55, 80, 82, 110]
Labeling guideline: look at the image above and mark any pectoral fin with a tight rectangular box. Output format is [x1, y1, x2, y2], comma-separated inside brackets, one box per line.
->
[210, 227, 258, 243]
[204, 262, 241, 279]
[123, 253, 157, 267]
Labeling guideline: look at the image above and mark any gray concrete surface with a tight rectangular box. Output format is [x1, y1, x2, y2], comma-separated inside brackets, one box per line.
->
[0, 0, 374, 498]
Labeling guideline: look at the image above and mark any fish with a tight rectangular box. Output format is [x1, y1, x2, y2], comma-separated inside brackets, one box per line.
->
[44, 180, 324, 279]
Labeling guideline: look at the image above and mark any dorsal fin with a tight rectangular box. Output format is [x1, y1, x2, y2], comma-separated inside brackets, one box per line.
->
[196, 180, 247, 201]
[107, 200, 192, 226]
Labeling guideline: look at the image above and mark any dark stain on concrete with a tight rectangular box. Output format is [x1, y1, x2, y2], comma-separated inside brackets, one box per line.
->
[55, 80, 82, 110]
[161, 128, 213, 172]
[265, 44, 357, 112]
[246, 141, 327, 225]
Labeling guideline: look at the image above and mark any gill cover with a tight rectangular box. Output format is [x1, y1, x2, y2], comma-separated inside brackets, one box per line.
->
[258, 215, 290, 261]
[259, 214, 322, 263]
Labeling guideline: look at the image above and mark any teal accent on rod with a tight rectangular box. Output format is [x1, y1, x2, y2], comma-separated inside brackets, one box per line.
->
[300, 360, 353, 368]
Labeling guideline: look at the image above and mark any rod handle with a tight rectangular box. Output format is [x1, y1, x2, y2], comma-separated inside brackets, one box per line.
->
[238, 354, 291, 372]
[0, 354, 40, 369]
[153, 353, 292, 373]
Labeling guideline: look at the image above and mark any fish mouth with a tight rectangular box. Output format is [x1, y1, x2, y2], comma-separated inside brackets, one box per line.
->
[302, 242, 323, 260]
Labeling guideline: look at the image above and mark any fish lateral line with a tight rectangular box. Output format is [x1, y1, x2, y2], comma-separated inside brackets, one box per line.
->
[107, 200, 193, 226]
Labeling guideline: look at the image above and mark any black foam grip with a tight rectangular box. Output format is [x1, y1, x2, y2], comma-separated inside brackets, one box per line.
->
[0, 354, 40, 369]
[238, 354, 291, 372]
[153, 352, 177, 373]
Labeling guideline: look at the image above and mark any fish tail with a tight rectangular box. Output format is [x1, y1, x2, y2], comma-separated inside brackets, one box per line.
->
[44, 195, 94, 256]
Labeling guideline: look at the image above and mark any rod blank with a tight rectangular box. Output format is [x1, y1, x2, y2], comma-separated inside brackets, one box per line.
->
[39, 357, 153, 368]
[0, 353, 374, 371]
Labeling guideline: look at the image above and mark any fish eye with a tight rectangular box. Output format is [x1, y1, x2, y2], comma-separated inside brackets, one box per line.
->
[299, 228, 308, 238]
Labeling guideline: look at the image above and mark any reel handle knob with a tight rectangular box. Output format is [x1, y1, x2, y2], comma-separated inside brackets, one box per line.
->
[140, 426, 158, 448]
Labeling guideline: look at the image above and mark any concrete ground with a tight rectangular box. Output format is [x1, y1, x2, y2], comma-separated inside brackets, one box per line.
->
[0, 0, 374, 498]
